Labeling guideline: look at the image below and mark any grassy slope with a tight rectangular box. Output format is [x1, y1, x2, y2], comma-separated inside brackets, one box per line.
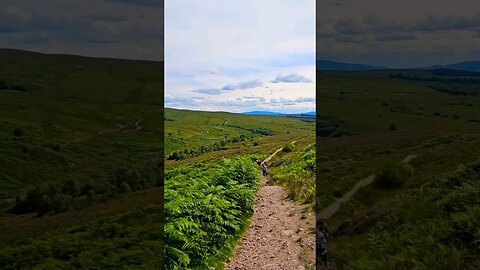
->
[164, 110, 315, 268]
[318, 70, 480, 269]
[0, 49, 164, 200]
[269, 142, 316, 209]
[165, 108, 315, 168]
[334, 160, 480, 270]
[0, 49, 164, 267]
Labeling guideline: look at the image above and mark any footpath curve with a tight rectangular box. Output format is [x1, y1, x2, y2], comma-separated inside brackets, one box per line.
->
[225, 142, 315, 270]
[318, 154, 418, 220]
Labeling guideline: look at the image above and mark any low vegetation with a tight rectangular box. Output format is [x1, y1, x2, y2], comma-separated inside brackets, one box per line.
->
[0, 49, 164, 268]
[389, 71, 480, 96]
[164, 156, 260, 269]
[374, 162, 414, 190]
[0, 80, 27, 91]
[163, 108, 315, 268]
[270, 144, 316, 208]
[163, 108, 313, 160]
[166, 132, 271, 161]
[335, 160, 480, 269]
[282, 142, 295, 153]
[318, 69, 480, 269]
[11, 160, 162, 216]
[0, 205, 163, 269]
[318, 116, 351, 138]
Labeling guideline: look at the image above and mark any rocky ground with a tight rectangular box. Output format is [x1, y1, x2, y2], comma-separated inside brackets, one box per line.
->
[225, 177, 315, 270]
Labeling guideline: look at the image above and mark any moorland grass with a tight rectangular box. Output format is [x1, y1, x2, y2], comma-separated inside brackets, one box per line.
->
[318, 70, 480, 268]
[0, 49, 164, 268]
[270, 143, 316, 208]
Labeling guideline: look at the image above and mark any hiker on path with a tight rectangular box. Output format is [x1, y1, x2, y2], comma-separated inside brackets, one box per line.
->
[262, 162, 268, 177]
[317, 229, 328, 268]
[318, 218, 329, 239]
[317, 219, 329, 268]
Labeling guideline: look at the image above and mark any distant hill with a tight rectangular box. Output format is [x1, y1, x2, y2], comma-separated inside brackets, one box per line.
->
[431, 61, 480, 72]
[242, 111, 284, 115]
[317, 60, 386, 71]
[0, 48, 163, 104]
[242, 111, 316, 116]
[317, 59, 480, 73]
[431, 68, 480, 77]
[0, 48, 160, 63]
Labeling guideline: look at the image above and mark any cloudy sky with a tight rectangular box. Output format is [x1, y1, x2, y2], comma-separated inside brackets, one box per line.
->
[317, 0, 480, 68]
[0, 0, 163, 61]
[165, 0, 316, 113]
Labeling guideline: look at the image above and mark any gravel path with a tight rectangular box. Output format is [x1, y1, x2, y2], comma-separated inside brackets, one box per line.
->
[225, 144, 315, 270]
[318, 154, 418, 220]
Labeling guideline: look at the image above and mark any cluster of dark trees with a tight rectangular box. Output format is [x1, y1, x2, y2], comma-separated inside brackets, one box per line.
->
[0, 80, 27, 91]
[431, 69, 480, 77]
[389, 72, 480, 96]
[0, 206, 163, 269]
[250, 128, 273, 136]
[389, 105, 418, 115]
[167, 128, 273, 161]
[11, 161, 162, 216]
[167, 134, 251, 161]
[428, 85, 480, 96]
[318, 116, 351, 138]
[221, 123, 274, 136]
[389, 72, 480, 84]
[286, 114, 316, 123]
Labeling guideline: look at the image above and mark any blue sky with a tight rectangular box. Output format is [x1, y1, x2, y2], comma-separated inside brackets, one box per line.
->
[165, 0, 315, 113]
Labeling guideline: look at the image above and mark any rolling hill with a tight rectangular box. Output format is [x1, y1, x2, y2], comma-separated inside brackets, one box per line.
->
[242, 111, 284, 115]
[165, 107, 315, 163]
[0, 49, 164, 268]
[242, 110, 316, 116]
[317, 68, 480, 269]
[164, 107, 316, 268]
[317, 60, 386, 71]
[431, 60, 480, 72]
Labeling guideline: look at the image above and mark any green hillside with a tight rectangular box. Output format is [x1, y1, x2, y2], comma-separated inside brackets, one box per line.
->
[0, 49, 164, 268]
[0, 49, 164, 198]
[318, 70, 480, 269]
[164, 109, 315, 269]
[165, 108, 315, 168]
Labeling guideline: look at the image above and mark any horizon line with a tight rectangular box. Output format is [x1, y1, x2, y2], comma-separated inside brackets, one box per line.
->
[165, 107, 315, 115]
[0, 47, 164, 63]
[317, 58, 480, 69]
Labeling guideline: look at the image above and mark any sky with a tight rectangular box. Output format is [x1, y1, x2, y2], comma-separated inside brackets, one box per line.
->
[165, 0, 316, 114]
[0, 0, 163, 61]
[317, 0, 480, 68]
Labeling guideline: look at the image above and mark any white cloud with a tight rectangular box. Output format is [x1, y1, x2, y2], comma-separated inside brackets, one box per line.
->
[271, 74, 313, 83]
[316, 0, 480, 67]
[165, 0, 315, 113]
[222, 80, 263, 91]
[0, 0, 163, 61]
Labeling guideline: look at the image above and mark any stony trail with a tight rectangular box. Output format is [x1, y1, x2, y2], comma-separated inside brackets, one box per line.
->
[318, 154, 418, 220]
[225, 143, 315, 270]
[64, 118, 143, 145]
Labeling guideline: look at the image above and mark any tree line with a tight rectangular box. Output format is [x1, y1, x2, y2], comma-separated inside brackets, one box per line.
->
[167, 127, 273, 161]
[11, 160, 162, 216]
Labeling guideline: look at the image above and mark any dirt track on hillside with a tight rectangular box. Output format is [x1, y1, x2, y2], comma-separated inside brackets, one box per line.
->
[318, 154, 418, 220]
[225, 143, 315, 270]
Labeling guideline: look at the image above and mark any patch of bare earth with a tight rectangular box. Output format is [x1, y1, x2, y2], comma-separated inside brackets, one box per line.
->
[225, 176, 315, 270]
